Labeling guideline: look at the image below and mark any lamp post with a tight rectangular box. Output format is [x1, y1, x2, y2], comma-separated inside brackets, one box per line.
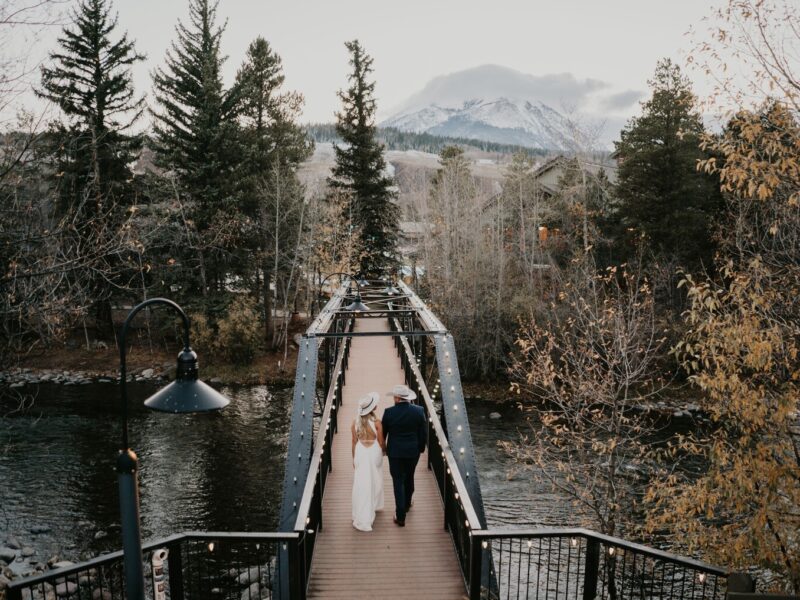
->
[116, 298, 230, 600]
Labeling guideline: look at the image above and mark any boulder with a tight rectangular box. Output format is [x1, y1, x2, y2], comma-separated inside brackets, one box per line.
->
[240, 582, 260, 600]
[236, 567, 261, 586]
[0, 548, 17, 563]
[31, 526, 51, 534]
[5, 539, 20, 550]
[141, 368, 154, 379]
[489, 412, 501, 420]
[51, 561, 75, 570]
[93, 530, 107, 541]
[55, 581, 78, 597]
[0, 574, 11, 591]
[92, 590, 112, 600]
[21, 547, 34, 558]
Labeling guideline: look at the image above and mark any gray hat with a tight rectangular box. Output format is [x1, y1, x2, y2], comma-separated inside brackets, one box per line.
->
[358, 392, 380, 416]
[387, 384, 417, 402]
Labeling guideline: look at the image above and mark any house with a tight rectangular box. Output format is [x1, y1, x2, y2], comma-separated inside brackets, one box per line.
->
[530, 154, 618, 199]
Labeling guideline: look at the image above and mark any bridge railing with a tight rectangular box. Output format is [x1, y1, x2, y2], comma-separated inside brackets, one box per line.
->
[5, 531, 304, 600]
[469, 528, 729, 600]
[389, 316, 482, 589]
[292, 316, 354, 593]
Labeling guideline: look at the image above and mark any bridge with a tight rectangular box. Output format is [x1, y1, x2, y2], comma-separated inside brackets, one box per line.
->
[8, 279, 747, 600]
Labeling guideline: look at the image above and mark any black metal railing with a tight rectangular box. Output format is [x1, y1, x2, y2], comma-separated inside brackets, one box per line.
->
[390, 316, 483, 589]
[292, 316, 354, 592]
[6, 532, 303, 600]
[468, 528, 729, 600]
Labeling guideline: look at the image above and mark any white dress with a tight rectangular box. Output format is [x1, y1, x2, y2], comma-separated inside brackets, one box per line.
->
[352, 419, 385, 531]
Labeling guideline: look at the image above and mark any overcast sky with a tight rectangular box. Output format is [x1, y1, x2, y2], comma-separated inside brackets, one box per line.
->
[31, 0, 720, 126]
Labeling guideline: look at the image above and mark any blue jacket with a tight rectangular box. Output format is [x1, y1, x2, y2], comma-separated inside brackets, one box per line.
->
[382, 402, 427, 459]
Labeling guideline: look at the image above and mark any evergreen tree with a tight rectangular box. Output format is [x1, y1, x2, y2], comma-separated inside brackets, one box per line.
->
[613, 59, 723, 271]
[329, 40, 398, 277]
[151, 0, 239, 226]
[38, 0, 144, 216]
[151, 0, 240, 294]
[235, 37, 312, 344]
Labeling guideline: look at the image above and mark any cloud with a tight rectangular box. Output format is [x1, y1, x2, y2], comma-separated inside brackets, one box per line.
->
[596, 89, 645, 112]
[393, 64, 611, 114]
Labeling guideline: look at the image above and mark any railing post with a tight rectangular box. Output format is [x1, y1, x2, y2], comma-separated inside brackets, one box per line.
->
[469, 534, 483, 600]
[288, 537, 305, 600]
[166, 541, 185, 600]
[583, 537, 600, 600]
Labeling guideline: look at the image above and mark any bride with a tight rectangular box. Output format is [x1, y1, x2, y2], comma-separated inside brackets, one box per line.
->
[351, 392, 385, 531]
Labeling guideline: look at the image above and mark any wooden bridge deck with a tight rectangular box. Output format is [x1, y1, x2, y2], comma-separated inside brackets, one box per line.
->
[306, 317, 467, 599]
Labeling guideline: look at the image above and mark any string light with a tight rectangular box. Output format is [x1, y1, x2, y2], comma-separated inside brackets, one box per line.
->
[608, 547, 616, 556]
[698, 573, 706, 583]
[570, 538, 578, 548]
[481, 541, 488, 549]
[208, 542, 215, 552]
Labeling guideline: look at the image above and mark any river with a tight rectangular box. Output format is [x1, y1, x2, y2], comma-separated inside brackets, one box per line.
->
[0, 382, 566, 568]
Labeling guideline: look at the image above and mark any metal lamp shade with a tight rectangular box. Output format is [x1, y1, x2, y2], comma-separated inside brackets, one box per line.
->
[144, 349, 230, 413]
[345, 298, 369, 312]
[144, 378, 230, 413]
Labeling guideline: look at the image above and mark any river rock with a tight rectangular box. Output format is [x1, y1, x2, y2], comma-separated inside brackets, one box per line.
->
[0, 574, 11, 590]
[9, 382, 24, 388]
[55, 581, 78, 596]
[240, 582, 260, 600]
[52, 561, 75, 570]
[237, 567, 260, 586]
[92, 590, 112, 600]
[0, 548, 17, 564]
[93, 530, 107, 540]
[141, 368, 154, 379]
[21, 547, 34, 558]
[30, 525, 51, 534]
[489, 412, 501, 419]
[210, 377, 222, 384]
[5, 538, 20, 550]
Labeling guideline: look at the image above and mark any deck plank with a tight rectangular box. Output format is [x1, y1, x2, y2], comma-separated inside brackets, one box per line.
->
[306, 317, 467, 600]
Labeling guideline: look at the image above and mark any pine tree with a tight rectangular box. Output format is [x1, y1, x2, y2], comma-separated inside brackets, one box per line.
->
[235, 37, 311, 215]
[38, 0, 144, 216]
[151, 0, 239, 228]
[235, 37, 312, 344]
[613, 59, 723, 271]
[329, 40, 398, 277]
[151, 0, 240, 295]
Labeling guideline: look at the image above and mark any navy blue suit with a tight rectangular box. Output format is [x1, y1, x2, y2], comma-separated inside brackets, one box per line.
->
[382, 401, 427, 522]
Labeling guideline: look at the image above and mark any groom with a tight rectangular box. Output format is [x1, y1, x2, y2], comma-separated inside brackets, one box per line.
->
[382, 384, 427, 527]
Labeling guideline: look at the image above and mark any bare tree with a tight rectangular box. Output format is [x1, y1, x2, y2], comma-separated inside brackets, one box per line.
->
[506, 256, 669, 542]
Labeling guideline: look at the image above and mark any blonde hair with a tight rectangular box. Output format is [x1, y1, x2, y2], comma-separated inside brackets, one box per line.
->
[355, 410, 377, 440]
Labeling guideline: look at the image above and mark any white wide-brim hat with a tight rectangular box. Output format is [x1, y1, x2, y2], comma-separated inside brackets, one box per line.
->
[386, 384, 417, 402]
[358, 392, 380, 416]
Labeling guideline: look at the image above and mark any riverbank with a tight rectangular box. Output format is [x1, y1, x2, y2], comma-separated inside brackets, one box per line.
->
[2, 343, 299, 388]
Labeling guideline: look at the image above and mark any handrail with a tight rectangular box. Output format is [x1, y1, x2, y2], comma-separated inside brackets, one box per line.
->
[393, 318, 482, 531]
[6, 531, 302, 591]
[471, 527, 728, 576]
[294, 325, 351, 531]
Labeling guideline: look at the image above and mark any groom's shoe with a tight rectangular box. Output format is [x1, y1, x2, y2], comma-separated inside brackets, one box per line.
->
[393, 517, 405, 527]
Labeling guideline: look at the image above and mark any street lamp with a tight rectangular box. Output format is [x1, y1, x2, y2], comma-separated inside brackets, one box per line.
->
[344, 289, 369, 312]
[116, 298, 230, 600]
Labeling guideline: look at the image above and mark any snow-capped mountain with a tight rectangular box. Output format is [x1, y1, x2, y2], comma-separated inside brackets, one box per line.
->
[381, 65, 619, 151]
[384, 97, 579, 151]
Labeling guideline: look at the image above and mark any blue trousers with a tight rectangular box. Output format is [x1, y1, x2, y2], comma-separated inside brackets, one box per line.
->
[388, 455, 420, 522]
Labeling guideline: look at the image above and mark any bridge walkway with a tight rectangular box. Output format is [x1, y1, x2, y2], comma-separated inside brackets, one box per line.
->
[306, 317, 466, 599]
